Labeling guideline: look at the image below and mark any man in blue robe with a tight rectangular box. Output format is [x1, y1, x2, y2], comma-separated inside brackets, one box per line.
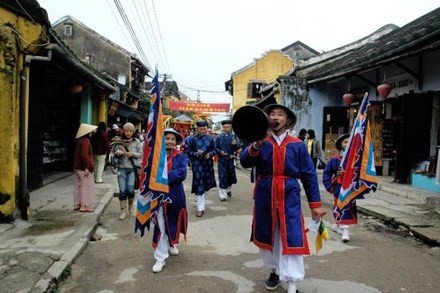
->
[216, 119, 242, 201]
[240, 103, 324, 293]
[186, 120, 217, 217]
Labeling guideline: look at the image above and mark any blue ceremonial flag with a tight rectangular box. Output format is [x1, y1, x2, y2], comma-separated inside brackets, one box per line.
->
[135, 70, 169, 236]
[336, 92, 378, 219]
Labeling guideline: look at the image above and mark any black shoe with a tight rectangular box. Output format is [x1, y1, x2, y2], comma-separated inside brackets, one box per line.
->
[227, 191, 232, 198]
[265, 273, 279, 291]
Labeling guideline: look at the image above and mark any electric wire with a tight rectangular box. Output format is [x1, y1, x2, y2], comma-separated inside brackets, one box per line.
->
[13, 0, 51, 41]
[177, 82, 227, 94]
[0, 18, 50, 47]
[126, 0, 161, 70]
[113, 0, 151, 69]
[133, 0, 166, 73]
[150, 0, 172, 74]
[105, 0, 137, 54]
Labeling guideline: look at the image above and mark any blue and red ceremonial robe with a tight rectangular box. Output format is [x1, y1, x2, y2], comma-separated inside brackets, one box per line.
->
[240, 134, 322, 255]
[135, 71, 169, 236]
[336, 93, 378, 220]
[153, 149, 188, 247]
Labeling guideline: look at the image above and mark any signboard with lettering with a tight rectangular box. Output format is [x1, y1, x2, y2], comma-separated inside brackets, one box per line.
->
[384, 73, 417, 98]
[168, 101, 230, 113]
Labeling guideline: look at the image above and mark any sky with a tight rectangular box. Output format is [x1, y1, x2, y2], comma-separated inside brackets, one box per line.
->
[36, 0, 439, 112]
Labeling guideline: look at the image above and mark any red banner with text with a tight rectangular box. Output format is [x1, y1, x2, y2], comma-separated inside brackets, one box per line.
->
[168, 101, 230, 113]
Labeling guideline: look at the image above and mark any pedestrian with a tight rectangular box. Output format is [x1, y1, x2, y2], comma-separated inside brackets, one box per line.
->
[91, 121, 111, 183]
[215, 119, 241, 201]
[322, 133, 353, 243]
[186, 120, 217, 217]
[183, 129, 194, 168]
[112, 122, 143, 220]
[152, 128, 188, 273]
[73, 123, 98, 212]
[109, 124, 120, 141]
[297, 128, 307, 141]
[304, 129, 323, 169]
[240, 103, 324, 293]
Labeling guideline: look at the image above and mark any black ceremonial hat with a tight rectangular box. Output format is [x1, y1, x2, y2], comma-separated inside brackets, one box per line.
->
[196, 120, 208, 127]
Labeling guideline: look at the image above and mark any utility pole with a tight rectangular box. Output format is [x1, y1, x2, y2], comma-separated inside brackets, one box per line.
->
[159, 74, 171, 102]
[159, 74, 171, 109]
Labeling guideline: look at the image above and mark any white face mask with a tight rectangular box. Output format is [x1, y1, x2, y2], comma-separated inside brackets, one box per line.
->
[339, 149, 345, 157]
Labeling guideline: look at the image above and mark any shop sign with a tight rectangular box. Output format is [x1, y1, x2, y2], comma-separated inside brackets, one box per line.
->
[384, 73, 417, 98]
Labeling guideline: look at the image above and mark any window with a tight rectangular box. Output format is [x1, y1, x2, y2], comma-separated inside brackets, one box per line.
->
[247, 81, 264, 98]
[64, 25, 72, 36]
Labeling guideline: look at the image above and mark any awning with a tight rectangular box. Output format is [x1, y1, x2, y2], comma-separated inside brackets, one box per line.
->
[116, 106, 134, 118]
[131, 111, 147, 122]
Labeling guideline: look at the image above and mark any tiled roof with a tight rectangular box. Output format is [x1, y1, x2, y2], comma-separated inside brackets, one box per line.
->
[0, 0, 50, 26]
[296, 7, 440, 83]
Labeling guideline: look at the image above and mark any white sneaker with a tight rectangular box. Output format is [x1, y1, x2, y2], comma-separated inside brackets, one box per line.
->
[331, 223, 343, 235]
[169, 246, 179, 256]
[341, 228, 350, 243]
[152, 261, 165, 273]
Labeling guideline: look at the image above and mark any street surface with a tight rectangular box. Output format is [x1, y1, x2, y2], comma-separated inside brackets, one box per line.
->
[59, 165, 440, 293]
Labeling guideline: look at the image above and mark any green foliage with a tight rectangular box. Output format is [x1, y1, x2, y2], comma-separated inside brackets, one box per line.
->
[138, 98, 150, 113]
[60, 265, 72, 281]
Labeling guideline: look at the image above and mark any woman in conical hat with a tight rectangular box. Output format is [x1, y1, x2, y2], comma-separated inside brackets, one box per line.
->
[73, 123, 97, 212]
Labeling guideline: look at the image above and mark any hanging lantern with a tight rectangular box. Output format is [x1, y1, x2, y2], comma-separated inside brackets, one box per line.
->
[377, 83, 391, 100]
[68, 84, 83, 94]
[343, 93, 355, 106]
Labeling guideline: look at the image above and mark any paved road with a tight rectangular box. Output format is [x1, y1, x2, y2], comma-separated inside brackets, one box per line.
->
[58, 166, 440, 293]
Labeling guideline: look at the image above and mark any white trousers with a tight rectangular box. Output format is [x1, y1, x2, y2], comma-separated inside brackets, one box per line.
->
[154, 206, 169, 263]
[219, 186, 231, 200]
[259, 220, 305, 283]
[94, 154, 106, 182]
[196, 193, 206, 212]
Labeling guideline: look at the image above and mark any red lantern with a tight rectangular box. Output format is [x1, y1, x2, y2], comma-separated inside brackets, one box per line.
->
[68, 84, 83, 94]
[377, 83, 391, 100]
[343, 93, 355, 106]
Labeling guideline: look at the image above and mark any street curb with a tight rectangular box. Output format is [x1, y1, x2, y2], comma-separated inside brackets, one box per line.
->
[357, 205, 440, 246]
[33, 188, 115, 293]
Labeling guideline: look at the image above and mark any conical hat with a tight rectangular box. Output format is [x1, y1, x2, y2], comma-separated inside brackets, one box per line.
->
[76, 123, 98, 139]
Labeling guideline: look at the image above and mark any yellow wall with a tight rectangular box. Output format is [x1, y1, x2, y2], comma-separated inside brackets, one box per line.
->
[0, 7, 47, 220]
[232, 51, 294, 112]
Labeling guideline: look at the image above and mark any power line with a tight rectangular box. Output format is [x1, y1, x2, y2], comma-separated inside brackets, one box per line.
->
[106, 0, 137, 54]
[150, 0, 172, 74]
[176, 82, 227, 94]
[134, 0, 166, 72]
[128, 0, 162, 68]
[113, 0, 151, 69]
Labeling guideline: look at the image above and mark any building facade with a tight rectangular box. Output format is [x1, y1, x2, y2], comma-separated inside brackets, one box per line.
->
[288, 8, 440, 190]
[0, 1, 117, 221]
[52, 15, 150, 130]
